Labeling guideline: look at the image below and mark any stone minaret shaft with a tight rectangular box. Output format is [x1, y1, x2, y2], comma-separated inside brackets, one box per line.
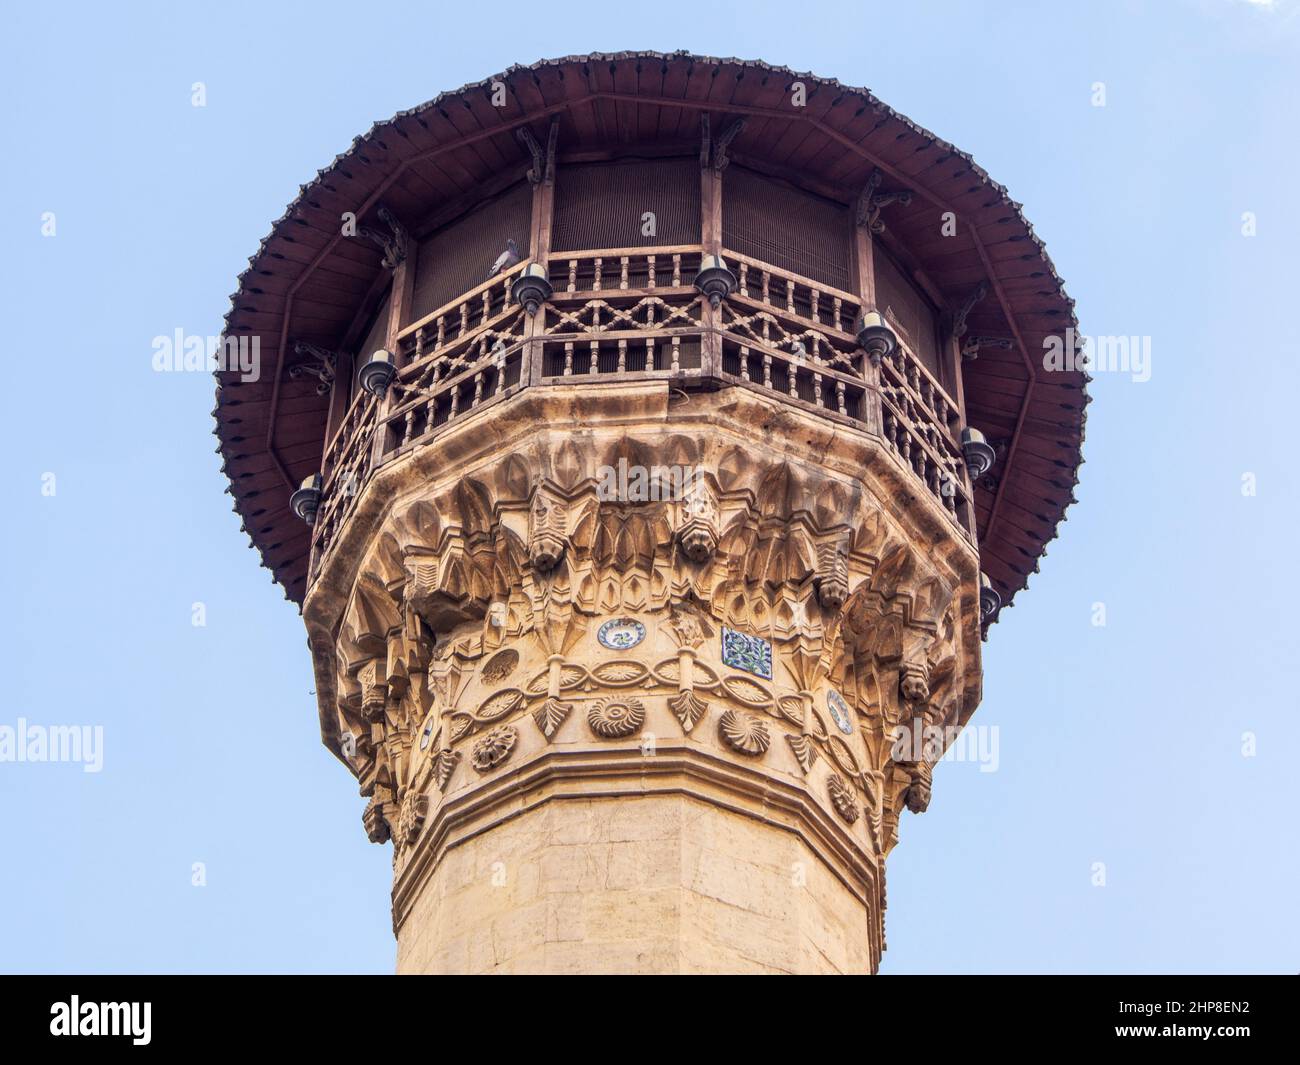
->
[214, 54, 1085, 975]
[305, 383, 980, 974]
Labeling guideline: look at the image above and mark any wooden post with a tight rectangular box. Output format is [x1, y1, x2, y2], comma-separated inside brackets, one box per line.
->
[947, 331, 978, 541]
[852, 220, 883, 437]
[322, 350, 353, 462]
[525, 120, 558, 389]
[369, 255, 413, 470]
[700, 158, 723, 379]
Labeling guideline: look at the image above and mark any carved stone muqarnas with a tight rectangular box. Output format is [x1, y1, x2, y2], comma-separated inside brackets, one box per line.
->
[307, 389, 983, 976]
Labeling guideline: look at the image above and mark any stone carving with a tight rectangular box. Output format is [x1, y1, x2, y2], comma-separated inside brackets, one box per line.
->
[477, 688, 524, 723]
[587, 696, 645, 738]
[676, 476, 720, 562]
[900, 663, 929, 704]
[471, 725, 518, 772]
[482, 649, 519, 682]
[314, 420, 981, 980]
[718, 710, 770, 756]
[903, 762, 932, 814]
[432, 748, 460, 791]
[397, 791, 429, 845]
[816, 541, 849, 612]
[363, 794, 391, 844]
[668, 690, 709, 733]
[828, 774, 860, 824]
[785, 733, 818, 774]
[667, 608, 705, 650]
[532, 698, 572, 740]
[529, 489, 568, 572]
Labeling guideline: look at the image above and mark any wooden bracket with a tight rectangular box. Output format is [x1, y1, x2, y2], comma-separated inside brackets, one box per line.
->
[358, 204, 409, 271]
[857, 169, 913, 233]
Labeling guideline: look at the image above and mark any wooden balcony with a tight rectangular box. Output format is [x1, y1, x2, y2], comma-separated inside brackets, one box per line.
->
[308, 246, 976, 582]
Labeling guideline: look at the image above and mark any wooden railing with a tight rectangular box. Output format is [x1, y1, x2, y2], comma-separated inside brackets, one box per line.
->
[308, 245, 974, 579]
[540, 247, 705, 380]
[311, 388, 379, 578]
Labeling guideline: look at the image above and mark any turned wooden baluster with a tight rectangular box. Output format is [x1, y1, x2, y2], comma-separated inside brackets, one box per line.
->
[740, 344, 751, 381]
[567, 259, 577, 293]
[762, 352, 773, 389]
[594, 257, 603, 292]
[647, 255, 656, 289]
[670, 336, 681, 373]
[672, 254, 681, 287]
[617, 339, 627, 374]
[738, 262, 749, 297]
[563, 341, 574, 376]
[836, 379, 846, 416]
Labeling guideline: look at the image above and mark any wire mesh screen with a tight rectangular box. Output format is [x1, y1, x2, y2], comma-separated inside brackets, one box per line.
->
[356, 292, 391, 360]
[344, 290, 390, 402]
[722, 166, 852, 293]
[872, 243, 941, 378]
[410, 181, 533, 320]
[551, 159, 701, 253]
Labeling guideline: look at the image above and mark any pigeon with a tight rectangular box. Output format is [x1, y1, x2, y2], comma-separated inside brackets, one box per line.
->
[488, 238, 520, 278]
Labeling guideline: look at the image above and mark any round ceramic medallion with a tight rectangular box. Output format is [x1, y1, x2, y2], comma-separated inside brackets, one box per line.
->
[597, 617, 646, 650]
[826, 689, 854, 736]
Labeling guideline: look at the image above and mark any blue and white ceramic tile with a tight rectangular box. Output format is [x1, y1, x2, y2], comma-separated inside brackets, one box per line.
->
[720, 627, 773, 680]
[419, 718, 436, 750]
[597, 617, 646, 650]
[826, 689, 854, 735]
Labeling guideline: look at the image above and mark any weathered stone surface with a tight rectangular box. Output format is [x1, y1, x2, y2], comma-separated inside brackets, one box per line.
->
[304, 382, 982, 974]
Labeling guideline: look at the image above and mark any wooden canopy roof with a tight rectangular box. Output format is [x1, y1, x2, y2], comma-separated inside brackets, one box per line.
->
[213, 51, 1087, 612]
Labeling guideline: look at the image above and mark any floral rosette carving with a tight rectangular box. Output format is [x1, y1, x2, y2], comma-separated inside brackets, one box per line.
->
[471, 724, 518, 772]
[587, 696, 645, 738]
[718, 709, 770, 756]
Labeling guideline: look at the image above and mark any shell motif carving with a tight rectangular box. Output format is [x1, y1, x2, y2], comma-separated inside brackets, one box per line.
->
[718, 709, 770, 757]
[587, 696, 646, 738]
[471, 725, 518, 772]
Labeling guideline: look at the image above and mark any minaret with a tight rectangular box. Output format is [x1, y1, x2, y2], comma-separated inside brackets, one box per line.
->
[214, 53, 1085, 974]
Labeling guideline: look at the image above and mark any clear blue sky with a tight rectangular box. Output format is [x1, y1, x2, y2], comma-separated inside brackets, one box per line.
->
[1, 0, 1295, 974]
